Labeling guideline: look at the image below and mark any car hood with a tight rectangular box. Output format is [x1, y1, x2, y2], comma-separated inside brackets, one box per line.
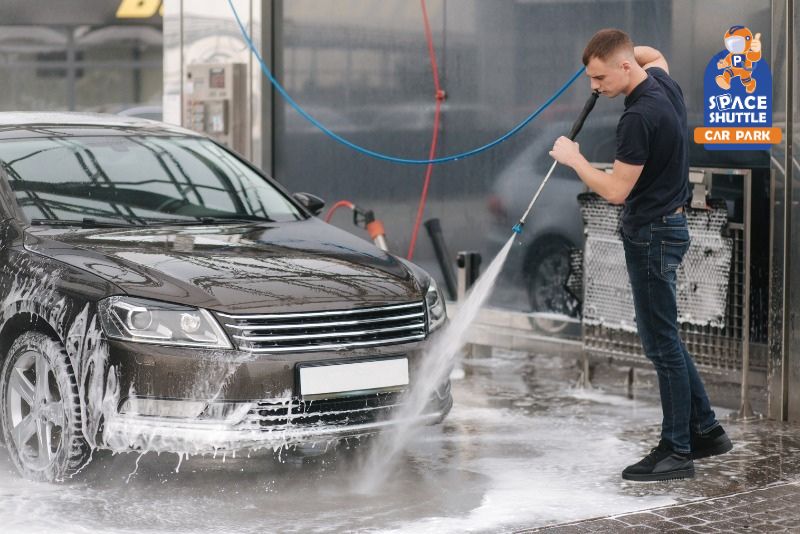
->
[24, 218, 423, 313]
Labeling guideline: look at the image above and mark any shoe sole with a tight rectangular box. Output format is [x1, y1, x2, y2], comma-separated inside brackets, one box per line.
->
[691, 439, 733, 460]
[622, 467, 695, 482]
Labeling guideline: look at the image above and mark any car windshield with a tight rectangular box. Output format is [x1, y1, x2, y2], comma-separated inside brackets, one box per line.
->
[0, 135, 304, 225]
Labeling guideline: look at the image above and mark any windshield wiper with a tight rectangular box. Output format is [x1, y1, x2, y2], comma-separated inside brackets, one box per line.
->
[30, 218, 141, 228]
[143, 216, 273, 226]
[198, 216, 274, 224]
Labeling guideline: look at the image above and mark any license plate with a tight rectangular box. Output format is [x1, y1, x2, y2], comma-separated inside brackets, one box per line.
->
[298, 358, 409, 399]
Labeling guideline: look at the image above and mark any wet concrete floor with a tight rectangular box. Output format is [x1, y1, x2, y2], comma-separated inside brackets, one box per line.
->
[1, 348, 798, 534]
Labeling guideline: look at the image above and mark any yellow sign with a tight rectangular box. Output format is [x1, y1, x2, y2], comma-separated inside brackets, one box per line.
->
[116, 0, 162, 19]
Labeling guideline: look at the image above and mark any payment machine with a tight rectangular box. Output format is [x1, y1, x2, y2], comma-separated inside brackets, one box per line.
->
[183, 63, 249, 155]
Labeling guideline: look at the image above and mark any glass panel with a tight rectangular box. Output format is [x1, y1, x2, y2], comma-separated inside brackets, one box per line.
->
[162, 0, 183, 126]
[0, 20, 162, 113]
[74, 25, 163, 60]
[274, 0, 777, 324]
[0, 67, 68, 110]
[0, 25, 68, 60]
[0, 26, 69, 110]
[74, 67, 163, 113]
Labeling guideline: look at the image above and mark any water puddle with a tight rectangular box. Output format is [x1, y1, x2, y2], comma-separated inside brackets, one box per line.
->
[3, 348, 797, 533]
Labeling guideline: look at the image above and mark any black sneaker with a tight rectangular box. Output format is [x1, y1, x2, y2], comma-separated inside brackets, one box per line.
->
[691, 425, 733, 459]
[622, 440, 695, 482]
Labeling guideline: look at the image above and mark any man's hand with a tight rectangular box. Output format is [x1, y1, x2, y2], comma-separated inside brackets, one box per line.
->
[549, 136, 583, 168]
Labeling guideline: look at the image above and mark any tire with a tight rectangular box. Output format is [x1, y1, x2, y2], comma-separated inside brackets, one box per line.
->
[526, 237, 580, 333]
[0, 331, 91, 482]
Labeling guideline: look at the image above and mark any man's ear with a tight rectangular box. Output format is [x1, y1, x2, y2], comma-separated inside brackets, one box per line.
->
[619, 59, 633, 72]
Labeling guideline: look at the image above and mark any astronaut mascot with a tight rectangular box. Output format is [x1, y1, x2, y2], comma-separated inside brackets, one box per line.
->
[715, 25, 762, 94]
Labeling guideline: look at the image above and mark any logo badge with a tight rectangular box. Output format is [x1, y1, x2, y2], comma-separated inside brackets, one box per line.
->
[694, 25, 781, 150]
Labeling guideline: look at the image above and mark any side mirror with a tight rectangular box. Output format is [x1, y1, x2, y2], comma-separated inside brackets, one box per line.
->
[292, 192, 325, 216]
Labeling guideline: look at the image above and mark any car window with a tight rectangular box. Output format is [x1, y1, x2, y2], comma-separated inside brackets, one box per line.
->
[0, 135, 304, 224]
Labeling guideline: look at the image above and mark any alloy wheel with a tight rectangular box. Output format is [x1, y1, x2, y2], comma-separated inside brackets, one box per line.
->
[6, 350, 66, 472]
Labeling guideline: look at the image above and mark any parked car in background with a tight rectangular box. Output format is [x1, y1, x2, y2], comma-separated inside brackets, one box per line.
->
[0, 113, 451, 482]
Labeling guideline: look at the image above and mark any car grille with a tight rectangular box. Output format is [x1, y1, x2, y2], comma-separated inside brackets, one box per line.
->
[241, 392, 403, 429]
[217, 301, 427, 353]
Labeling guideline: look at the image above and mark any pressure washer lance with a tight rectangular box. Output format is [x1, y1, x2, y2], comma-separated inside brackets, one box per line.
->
[512, 91, 600, 235]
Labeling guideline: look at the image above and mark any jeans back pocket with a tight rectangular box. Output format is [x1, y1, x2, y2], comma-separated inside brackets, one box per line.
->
[660, 239, 690, 280]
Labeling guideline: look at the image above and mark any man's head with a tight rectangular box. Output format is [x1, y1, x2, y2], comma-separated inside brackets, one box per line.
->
[582, 29, 638, 98]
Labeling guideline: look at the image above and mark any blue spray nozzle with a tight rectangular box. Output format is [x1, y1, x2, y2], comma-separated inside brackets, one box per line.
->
[512, 223, 523, 234]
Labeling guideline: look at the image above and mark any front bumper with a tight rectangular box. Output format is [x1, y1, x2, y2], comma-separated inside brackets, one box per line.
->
[103, 387, 453, 454]
[102, 325, 454, 453]
[108, 338, 436, 401]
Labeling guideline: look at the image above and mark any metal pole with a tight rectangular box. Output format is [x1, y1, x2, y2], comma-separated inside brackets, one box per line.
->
[179, 0, 184, 127]
[781, 0, 794, 421]
[518, 160, 558, 225]
[267, 0, 282, 178]
[66, 28, 75, 111]
[738, 170, 754, 418]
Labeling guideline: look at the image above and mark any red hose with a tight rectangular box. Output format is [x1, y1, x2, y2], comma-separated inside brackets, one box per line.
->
[420, 0, 442, 97]
[407, 0, 444, 261]
[324, 200, 355, 223]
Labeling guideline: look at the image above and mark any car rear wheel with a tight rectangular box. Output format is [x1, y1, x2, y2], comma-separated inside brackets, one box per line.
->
[0, 331, 90, 482]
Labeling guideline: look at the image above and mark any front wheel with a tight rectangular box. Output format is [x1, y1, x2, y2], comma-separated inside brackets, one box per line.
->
[0, 331, 91, 482]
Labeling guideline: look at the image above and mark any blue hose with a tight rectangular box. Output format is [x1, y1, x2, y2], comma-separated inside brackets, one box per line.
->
[227, 0, 584, 165]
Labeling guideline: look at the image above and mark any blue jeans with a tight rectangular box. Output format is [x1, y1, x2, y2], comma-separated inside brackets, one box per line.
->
[621, 211, 719, 454]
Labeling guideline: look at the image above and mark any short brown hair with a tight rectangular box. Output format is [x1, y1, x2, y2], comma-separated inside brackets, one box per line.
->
[582, 29, 633, 65]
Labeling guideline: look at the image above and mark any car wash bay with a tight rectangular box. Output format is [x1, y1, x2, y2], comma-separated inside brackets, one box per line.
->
[0, 0, 799, 532]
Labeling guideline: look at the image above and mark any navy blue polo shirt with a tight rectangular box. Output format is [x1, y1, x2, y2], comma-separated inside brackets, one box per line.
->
[616, 67, 690, 235]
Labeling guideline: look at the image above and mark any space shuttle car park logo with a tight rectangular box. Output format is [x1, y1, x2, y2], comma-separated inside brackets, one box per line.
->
[694, 25, 781, 151]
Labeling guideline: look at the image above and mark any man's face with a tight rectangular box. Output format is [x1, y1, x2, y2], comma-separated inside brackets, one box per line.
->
[585, 55, 631, 98]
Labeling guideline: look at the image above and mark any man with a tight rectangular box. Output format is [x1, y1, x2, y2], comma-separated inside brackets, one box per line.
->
[549, 29, 733, 482]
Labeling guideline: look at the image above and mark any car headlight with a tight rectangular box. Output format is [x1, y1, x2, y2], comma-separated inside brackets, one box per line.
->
[98, 296, 232, 349]
[425, 280, 447, 333]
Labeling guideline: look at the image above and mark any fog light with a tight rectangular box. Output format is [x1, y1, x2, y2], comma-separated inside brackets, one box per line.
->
[120, 398, 206, 418]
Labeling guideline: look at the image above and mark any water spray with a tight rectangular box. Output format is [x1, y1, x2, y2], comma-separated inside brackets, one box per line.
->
[356, 93, 602, 490]
[512, 91, 600, 235]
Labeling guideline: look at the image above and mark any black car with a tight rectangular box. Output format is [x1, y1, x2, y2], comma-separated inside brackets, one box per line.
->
[0, 113, 451, 481]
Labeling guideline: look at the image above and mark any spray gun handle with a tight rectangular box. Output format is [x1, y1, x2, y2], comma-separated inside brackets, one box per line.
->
[353, 206, 368, 228]
[567, 91, 600, 141]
